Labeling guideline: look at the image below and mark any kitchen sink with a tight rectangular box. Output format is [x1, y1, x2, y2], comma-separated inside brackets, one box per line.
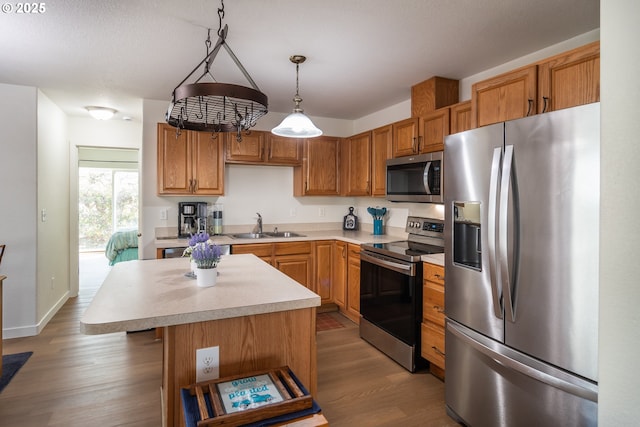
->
[264, 231, 305, 238]
[229, 231, 305, 239]
[230, 233, 268, 239]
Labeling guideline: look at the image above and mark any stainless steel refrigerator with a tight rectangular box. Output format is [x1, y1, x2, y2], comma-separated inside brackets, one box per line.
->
[443, 103, 600, 426]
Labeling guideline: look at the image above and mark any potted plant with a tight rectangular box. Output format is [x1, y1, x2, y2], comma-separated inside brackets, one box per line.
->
[183, 232, 211, 276]
[191, 241, 223, 287]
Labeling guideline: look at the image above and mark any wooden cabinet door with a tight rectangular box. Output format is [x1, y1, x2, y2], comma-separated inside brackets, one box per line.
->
[371, 124, 392, 197]
[537, 41, 600, 113]
[419, 108, 450, 153]
[225, 131, 265, 163]
[471, 65, 537, 128]
[332, 241, 347, 309]
[266, 134, 302, 165]
[314, 241, 333, 304]
[346, 244, 361, 324]
[295, 136, 340, 196]
[274, 254, 313, 289]
[450, 100, 473, 134]
[274, 242, 313, 289]
[392, 117, 419, 157]
[157, 123, 192, 195]
[191, 131, 224, 195]
[343, 131, 372, 196]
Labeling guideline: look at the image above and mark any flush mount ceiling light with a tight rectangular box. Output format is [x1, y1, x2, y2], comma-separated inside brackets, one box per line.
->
[165, 0, 268, 141]
[86, 106, 117, 120]
[272, 55, 322, 139]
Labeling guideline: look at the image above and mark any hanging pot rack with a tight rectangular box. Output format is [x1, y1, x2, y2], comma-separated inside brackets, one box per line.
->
[165, 2, 268, 141]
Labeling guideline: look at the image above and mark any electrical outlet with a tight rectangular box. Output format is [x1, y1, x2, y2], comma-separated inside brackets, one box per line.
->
[289, 208, 296, 217]
[160, 208, 168, 220]
[196, 346, 219, 382]
[319, 207, 326, 217]
[41, 208, 47, 222]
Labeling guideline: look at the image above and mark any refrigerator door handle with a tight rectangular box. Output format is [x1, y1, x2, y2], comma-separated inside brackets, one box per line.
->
[447, 321, 598, 403]
[499, 145, 519, 322]
[423, 161, 433, 195]
[488, 147, 503, 319]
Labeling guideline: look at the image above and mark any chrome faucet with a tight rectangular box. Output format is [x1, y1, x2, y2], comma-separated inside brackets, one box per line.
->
[252, 213, 263, 234]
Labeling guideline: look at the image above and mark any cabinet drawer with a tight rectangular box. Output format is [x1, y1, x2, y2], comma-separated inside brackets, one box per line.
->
[423, 262, 445, 285]
[423, 284, 445, 326]
[274, 241, 312, 256]
[421, 322, 445, 369]
[231, 243, 272, 258]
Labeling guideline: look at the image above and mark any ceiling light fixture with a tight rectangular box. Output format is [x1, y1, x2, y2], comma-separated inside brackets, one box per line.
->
[272, 55, 322, 138]
[165, 0, 268, 141]
[86, 106, 117, 120]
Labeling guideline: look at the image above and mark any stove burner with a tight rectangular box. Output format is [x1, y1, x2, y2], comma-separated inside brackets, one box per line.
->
[361, 216, 444, 262]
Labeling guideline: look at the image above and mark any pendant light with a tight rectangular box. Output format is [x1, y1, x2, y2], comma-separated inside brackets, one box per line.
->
[165, 0, 268, 141]
[272, 55, 322, 138]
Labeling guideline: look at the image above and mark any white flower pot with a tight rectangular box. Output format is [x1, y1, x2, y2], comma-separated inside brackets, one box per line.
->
[196, 267, 217, 287]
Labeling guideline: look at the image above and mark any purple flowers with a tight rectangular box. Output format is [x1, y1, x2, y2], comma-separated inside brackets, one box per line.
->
[191, 241, 223, 269]
[188, 232, 210, 247]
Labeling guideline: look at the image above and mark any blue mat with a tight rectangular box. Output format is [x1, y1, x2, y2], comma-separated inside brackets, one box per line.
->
[0, 352, 33, 393]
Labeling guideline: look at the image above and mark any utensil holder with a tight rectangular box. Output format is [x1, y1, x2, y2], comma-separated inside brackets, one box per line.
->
[373, 219, 383, 235]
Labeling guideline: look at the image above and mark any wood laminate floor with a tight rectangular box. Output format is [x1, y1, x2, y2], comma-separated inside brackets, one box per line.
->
[0, 254, 458, 426]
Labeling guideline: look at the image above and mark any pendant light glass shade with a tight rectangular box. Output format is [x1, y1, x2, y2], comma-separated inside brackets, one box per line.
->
[272, 55, 322, 138]
[272, 111, 322, 137]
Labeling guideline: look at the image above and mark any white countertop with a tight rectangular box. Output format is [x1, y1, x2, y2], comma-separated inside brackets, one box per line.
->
[154, 229, 445, 266]
[80, 254, 321, 335]
[154, 229, 409, 248]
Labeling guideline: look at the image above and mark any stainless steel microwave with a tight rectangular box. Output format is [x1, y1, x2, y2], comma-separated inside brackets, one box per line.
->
[386, 152, 443, 203]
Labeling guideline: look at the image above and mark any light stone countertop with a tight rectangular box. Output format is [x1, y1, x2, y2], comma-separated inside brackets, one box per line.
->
[80, 254, 321, 335]
[154, 229, 409, 249]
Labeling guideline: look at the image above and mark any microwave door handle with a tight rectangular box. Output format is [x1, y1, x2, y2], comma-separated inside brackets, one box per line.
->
[488, 147, 503, 319]
[423, 161, 433, 195]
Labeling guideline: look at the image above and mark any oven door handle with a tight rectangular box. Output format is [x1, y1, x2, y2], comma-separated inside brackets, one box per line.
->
[360, 251, 416, 276]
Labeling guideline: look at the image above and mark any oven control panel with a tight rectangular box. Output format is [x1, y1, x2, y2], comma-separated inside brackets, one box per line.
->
[405, 216, 444, 237]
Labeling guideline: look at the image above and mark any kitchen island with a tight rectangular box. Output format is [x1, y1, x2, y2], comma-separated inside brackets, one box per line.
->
[81, 254, 321, 427]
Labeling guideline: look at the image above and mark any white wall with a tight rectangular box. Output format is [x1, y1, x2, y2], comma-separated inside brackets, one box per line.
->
[599, 1, 640, 424]
[0, 83, 38, 338]
[36, 90, 70, 330]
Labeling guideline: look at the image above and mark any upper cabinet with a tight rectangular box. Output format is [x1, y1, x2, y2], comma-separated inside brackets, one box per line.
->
[294, 135, 341, 196]
[471, 41, 600, 128]
[537, 41, 600, 114]
[412, 76, 459, 118]
[449, 101, 472, 134]
[342, 131, 372, 196]
[392, 117, 420, 158]
[471, 65, 537, 128]
[371, 124, 393, 197]
[224, 131, 302, 166]
[420, 107, 450, 153]
[157, 123, 224, 196]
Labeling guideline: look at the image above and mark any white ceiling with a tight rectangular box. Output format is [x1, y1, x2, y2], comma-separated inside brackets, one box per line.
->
[0, 0, 599, 122]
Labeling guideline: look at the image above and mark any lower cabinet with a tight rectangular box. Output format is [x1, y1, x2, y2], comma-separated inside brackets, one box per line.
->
[232, 242, 313, 290]
[332, 241, 347, 310]
[232, 239, 360, 321]
[313, 240, 334, 304]
[345, 243, 361, 324]
[421, 262, 446, 379]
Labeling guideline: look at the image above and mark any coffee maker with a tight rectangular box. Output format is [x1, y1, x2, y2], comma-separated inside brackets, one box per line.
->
[178, 202, 208, 238]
